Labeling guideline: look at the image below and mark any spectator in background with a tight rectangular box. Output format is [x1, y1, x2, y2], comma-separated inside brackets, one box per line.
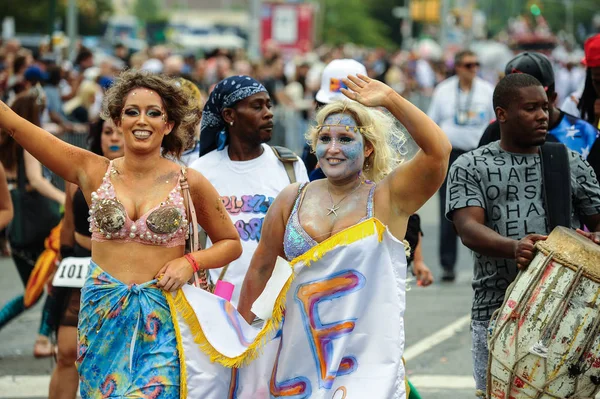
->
[113, 43, 130, 67]
[62, 80, 99, 124]
[182, 54, 195, 75]
[7, 53, 31, 90]
[427, 50, 495, 282]
[562, 34, 600, 128]
[73, 48, 93, 75]
[0, 92, 64, 358]
[261, 56, 293, 147]
[192, 58, 209, 93]
[164, 55, 185, 77]
[42, 66, 75, 133]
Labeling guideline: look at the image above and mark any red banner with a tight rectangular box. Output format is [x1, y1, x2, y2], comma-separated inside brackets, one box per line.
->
[260, 2, 314, 55]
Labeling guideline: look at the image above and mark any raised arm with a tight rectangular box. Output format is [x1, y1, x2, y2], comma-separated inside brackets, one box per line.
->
[0, 164, 13, 230]
[237, 183, 300, 322]
[0, 101, 103, 188]
[341, 75, 451, 215]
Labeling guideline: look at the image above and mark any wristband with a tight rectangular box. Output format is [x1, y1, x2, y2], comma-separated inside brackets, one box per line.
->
[184, 253, 200, 273]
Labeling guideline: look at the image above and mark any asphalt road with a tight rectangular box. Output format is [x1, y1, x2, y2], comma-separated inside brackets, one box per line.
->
[0, 194, 477, 398]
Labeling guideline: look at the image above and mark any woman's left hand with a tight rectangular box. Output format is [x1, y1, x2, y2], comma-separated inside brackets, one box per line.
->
[413, 260, 434, 287]
[156, 257, 194, 292]
[341, 74, 395, 108]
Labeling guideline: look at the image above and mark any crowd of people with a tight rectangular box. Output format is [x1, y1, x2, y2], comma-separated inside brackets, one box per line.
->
[0, 25, 597, 398]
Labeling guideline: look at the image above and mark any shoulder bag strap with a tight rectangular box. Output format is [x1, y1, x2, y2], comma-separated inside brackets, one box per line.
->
[540, 143, 572, 231]
[179, 167, 209, 289]
[271, 145, 297, 184]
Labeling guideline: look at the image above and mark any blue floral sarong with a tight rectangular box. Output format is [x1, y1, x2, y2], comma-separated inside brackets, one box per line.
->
[77, 261, 180, 398]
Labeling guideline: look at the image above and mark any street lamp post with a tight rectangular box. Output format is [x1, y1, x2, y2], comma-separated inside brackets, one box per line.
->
[564, 0, 574, 36]
[67, 0, 78, 61]
[248, 0, 262, 60]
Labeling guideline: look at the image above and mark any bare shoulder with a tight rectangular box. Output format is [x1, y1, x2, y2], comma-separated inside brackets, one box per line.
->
[276, 182, 305, 212]
[79, 155, 110, 196]
[184, 166, 211, 189]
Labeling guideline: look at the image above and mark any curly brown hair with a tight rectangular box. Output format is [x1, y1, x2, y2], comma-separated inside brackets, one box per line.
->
[101, 69, 201, 158]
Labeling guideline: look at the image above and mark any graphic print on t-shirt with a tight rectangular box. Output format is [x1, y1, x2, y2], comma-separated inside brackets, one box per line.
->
[221, 194, 274, 242]
[446, 142, 600, 321]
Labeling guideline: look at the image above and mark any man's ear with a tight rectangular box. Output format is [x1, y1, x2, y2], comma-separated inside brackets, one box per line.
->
[222, 108, 235, 125]
[548, 91, 558, 106]
[496, 106, 507, 123]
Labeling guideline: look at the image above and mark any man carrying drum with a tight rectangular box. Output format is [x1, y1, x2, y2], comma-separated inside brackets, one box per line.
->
[445, 73, 600, 397]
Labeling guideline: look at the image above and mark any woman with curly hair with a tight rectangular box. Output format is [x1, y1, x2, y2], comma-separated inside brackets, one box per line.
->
[48, 117, 124, 399]
[0, 70, 242, 398]
[236, 74, 451, 397]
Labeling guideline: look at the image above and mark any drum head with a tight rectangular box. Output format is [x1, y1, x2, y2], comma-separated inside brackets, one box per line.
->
[538, 226, 600, 280]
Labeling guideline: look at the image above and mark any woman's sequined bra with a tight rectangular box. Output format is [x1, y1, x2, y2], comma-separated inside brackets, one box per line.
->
[89, 160, 188, 247]
[283, 182, 376, 260]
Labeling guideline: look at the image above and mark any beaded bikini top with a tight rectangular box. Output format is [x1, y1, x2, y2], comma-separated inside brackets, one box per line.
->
[90, 160, 189, 247]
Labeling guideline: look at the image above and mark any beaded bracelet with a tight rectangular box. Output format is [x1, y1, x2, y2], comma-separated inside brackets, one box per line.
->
[184, 253, 200, 273]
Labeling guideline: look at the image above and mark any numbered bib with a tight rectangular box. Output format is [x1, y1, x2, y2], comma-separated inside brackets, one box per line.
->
[52, 257, 91, 288]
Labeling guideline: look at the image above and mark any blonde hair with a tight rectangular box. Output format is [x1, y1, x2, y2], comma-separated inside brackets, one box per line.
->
[306, 101, 406, 183]
[63, 80, 99, 116]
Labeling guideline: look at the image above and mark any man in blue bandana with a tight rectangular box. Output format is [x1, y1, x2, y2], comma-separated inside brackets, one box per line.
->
[190, 75, 309, 305]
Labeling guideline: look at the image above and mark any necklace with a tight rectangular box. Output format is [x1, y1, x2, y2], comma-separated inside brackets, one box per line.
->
[326, 180, 363, 217]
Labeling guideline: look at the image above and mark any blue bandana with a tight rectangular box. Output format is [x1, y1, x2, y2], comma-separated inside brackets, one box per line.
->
[199, 75, 267, 157]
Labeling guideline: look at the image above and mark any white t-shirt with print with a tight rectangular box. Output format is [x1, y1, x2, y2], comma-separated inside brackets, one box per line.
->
[427, 75, 495, 151]
[189, 143, 309, 306]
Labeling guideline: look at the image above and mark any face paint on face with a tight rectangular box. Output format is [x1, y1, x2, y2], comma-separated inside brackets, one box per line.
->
[316, 113, 365, 180]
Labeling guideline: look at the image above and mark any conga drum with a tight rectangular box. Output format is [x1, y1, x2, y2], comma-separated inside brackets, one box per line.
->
[488, 227, 600, 399]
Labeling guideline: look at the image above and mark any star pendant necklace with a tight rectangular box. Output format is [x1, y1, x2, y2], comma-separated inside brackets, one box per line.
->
[327, 180, 363, 217]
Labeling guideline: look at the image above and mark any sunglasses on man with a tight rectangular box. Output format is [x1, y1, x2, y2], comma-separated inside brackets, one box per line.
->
[461, 62, 480, 69]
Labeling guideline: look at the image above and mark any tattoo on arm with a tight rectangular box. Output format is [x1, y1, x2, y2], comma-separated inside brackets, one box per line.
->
[216, 198, 227, 221]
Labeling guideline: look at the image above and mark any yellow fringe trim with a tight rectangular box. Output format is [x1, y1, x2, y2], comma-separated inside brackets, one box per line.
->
[164, 292, 188, 399]
[290, 218, 386, 268]
[171, 287, 288, 368]
[171, 218, 405, 368]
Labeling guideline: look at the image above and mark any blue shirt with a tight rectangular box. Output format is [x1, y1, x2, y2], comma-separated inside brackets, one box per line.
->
[551, 112, 599, 159]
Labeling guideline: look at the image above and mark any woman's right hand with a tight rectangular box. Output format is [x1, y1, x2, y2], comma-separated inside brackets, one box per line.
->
[341, 74, 396, 109]
[156, 256, 195, 292]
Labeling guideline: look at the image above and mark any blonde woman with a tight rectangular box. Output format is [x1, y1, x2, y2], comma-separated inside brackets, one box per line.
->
[236, 74, 451, 397]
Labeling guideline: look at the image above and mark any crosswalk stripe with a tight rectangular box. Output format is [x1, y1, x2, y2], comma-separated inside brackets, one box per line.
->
[404, 314, 471, 361]
[0, 375, 81, 398]
[0, 375, 52, 397]
[410, 375, 474, 389]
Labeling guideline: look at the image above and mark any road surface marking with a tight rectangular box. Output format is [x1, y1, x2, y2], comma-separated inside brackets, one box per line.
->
[404, 313, 471, 361]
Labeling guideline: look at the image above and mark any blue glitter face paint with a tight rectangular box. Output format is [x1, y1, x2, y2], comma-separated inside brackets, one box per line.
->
[316, 113, 365, 180]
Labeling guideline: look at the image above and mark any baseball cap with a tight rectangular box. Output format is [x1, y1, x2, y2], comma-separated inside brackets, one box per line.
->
[315, 59, 367, 104]
[584, 34, 600, 68]
[504, 52, 554, 91]
[24, 66, 49, 83]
